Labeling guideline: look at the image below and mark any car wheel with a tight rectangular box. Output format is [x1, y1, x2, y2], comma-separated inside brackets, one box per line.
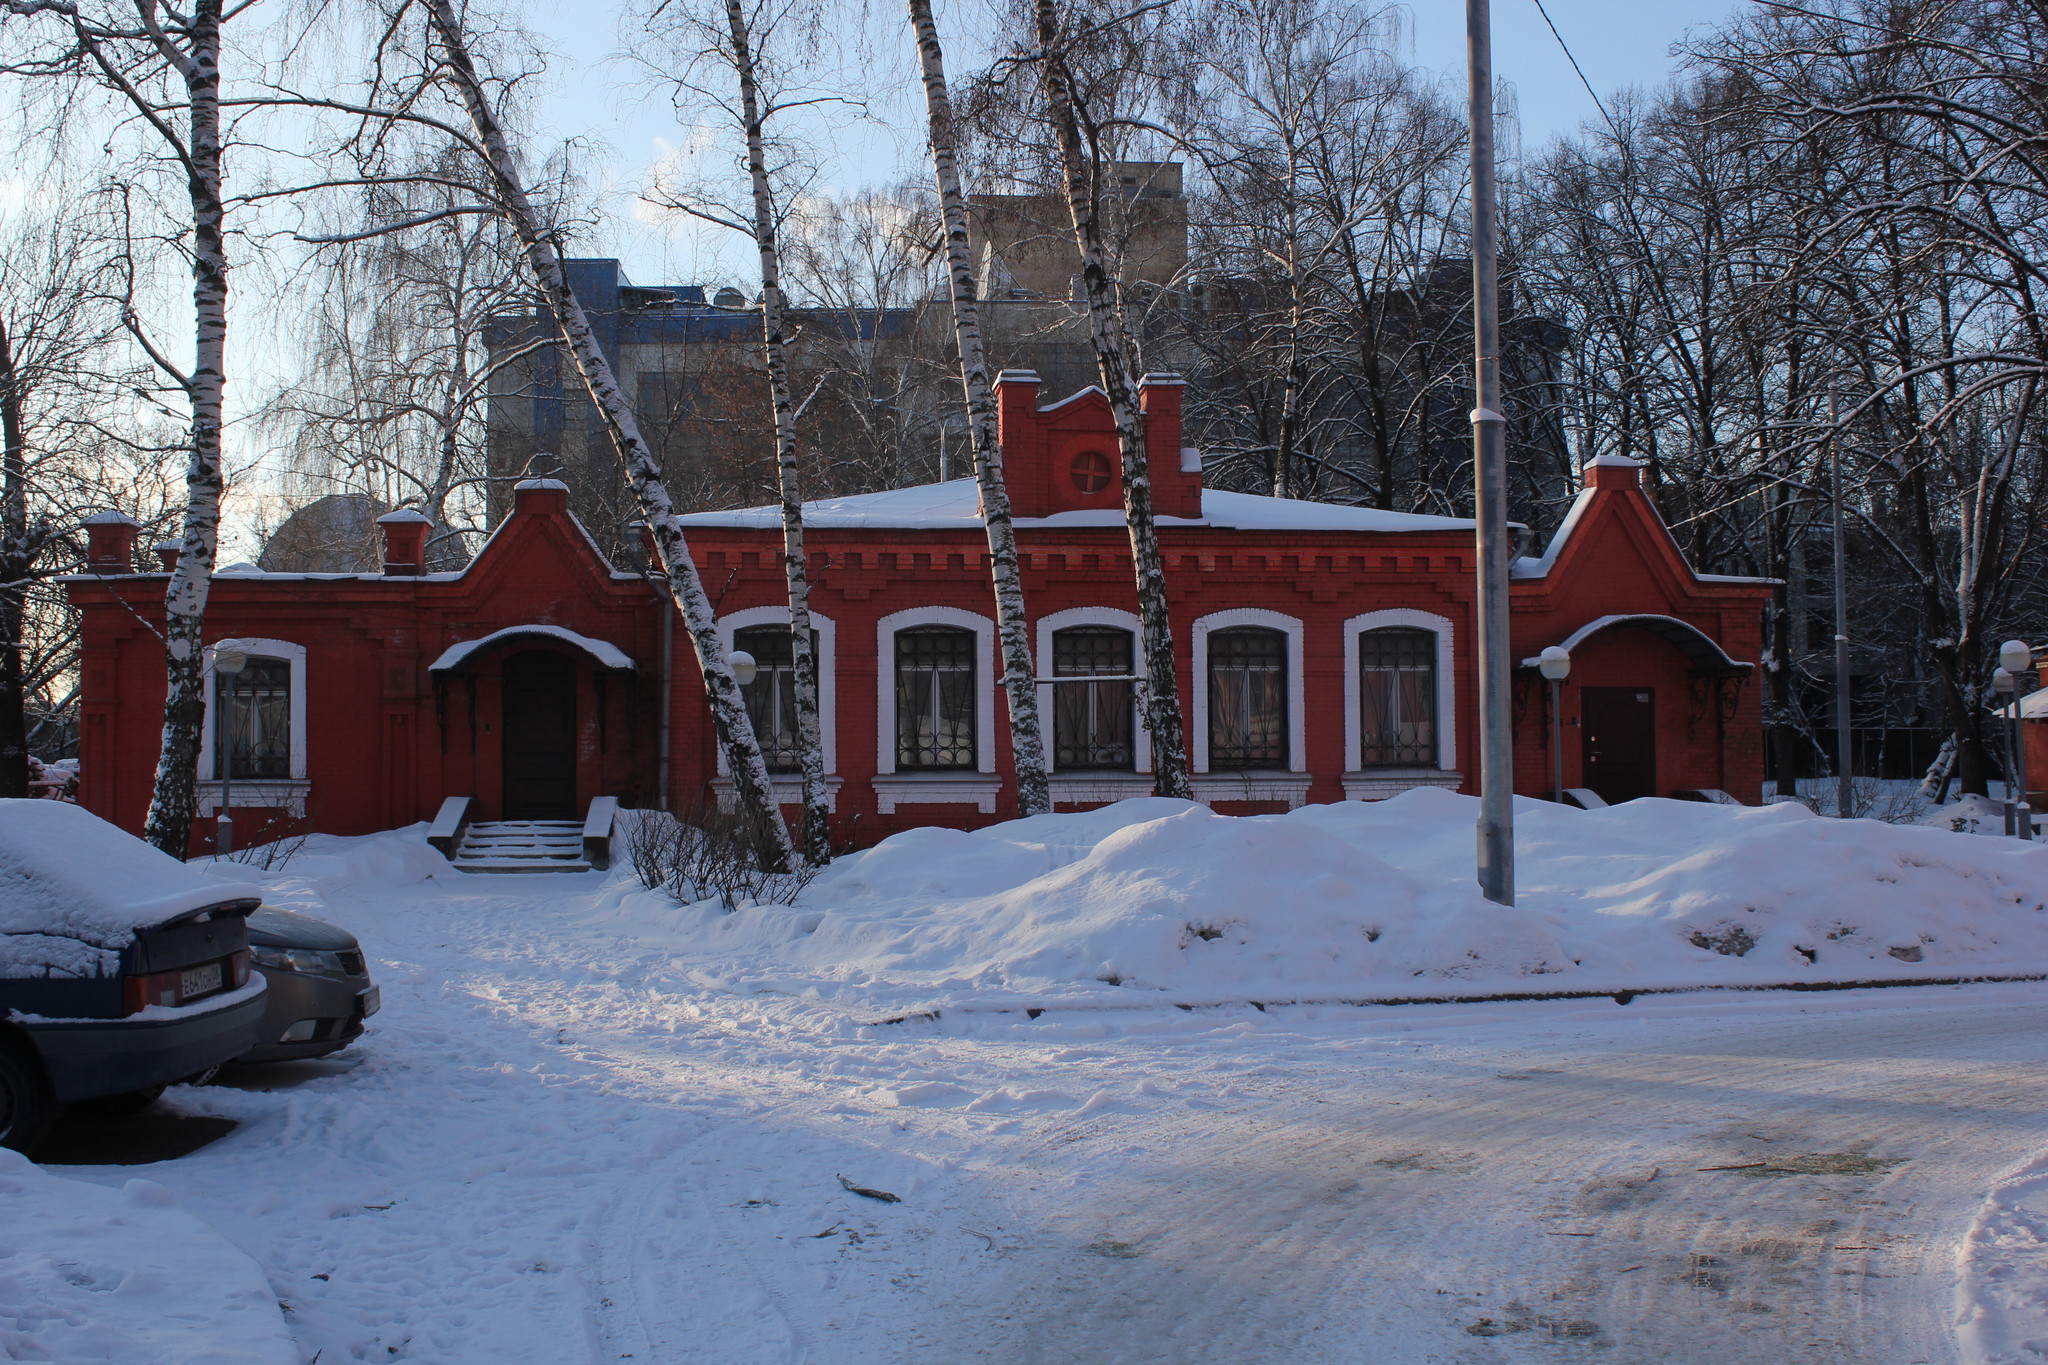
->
[69, 1086, 166, 1120]
[0, 1040, 55, 1154]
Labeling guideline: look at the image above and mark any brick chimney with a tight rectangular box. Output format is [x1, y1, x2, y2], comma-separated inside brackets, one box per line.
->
[376, 508, 432, 575]
[82, 510, 140, 574]
[1583, 454, 1643, 491]
[1140, 373, 1201, 519]
[153, 541, 181, 573]
[513, 477, 571, 516]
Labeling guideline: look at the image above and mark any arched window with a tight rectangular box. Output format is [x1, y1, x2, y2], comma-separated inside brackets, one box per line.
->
[1358, 627, 1437, 766]
[733, 624, 808, 772]
[1051, 626, 1135, 770]
[895, 626, 976, 769]
[1208, 627, 1287, 769]
[220, 657, 292, 779]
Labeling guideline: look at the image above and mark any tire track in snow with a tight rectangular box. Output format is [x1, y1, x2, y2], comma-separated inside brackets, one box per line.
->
[918, 995, 2048, 1364]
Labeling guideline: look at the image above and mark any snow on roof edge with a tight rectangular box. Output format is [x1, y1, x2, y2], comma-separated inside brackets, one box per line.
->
[429, 624, 636, 673]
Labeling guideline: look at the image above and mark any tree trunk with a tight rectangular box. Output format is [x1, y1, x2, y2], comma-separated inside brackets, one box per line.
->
[724, 0, 831, 864]
[1030, 0, 1192, 800]
[907, 0, 1051, 818]
[141, 0, 227, 859]
[0, 313, 28, 800]
[425, 0, 794, 870]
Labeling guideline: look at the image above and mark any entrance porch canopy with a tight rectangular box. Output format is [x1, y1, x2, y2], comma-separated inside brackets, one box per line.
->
[429, 624, 636, 674]
[1519, 613, 1751, 678]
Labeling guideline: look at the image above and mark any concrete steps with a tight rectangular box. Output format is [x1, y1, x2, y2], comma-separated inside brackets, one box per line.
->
[453, 820, 589, 873]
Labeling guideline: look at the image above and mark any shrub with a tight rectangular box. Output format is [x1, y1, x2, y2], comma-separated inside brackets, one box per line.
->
[624, 798, 821, 912]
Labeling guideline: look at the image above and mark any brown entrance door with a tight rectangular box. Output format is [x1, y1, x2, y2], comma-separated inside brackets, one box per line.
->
[1581, 687, 1656, 804]
[501, 650, 577, 819]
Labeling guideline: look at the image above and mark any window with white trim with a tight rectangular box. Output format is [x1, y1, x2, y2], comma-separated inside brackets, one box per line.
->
[1051, 626, 1136, 770]
[1207, 627, 1288, 769]
[1358, 628, 1437, 766]
[895, 626, 977, 770]
[200, 638, 309, 788]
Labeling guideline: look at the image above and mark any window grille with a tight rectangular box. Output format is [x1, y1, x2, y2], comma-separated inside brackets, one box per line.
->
[734, 625, 807, 772]
[221, 658, 291, 779]
[896, 627, 976, 769]
[1208, 627, 1286, 769]
[1052, 627, 1135, 769]
[1359, 628, 1437, 766]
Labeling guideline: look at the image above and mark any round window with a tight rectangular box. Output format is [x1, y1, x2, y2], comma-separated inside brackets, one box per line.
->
[1069, 450, 1113, 494]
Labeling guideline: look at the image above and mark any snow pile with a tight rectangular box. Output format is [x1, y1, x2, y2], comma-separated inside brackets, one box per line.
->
[1957, 1152, 2048, 1364]
[624, 790, 2048, 1009]
[0, 1150, 296, 1365]
[0, 799, 263, 976]
[215, 823, 449, 923]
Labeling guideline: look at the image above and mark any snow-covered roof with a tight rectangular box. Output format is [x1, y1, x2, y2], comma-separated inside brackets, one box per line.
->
[1993, 687, 2048, 720]
[429, 624, 636, 673]
[514, 478, 570, 492]
[375, 508, 433, 525]
[674, 480, 1480, 535]
[0, 799, 264, 950]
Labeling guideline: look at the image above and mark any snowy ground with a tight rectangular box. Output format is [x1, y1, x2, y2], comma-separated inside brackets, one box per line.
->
[21, 805, 2048, 1363]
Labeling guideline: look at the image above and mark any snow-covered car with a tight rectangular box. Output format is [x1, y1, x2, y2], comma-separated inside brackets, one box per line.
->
[0, 800, 268, 1152]
[241, 906, 379, 1063]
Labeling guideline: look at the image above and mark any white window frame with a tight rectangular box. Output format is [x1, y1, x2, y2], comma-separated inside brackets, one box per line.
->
[1191, 609, 1305, 774]
[1343, 609, 1457, 773]
[876, 606, 995, 776]
[1034, 606, 1151, 774]
[199, 638, 308, 782]
[714, 606, 838, 776]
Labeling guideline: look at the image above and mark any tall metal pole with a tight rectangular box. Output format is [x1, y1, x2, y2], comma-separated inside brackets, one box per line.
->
[1549, 677, 1563, 803]
[1467, 0, 1513, 904]
[1829, 387, 1853, 819]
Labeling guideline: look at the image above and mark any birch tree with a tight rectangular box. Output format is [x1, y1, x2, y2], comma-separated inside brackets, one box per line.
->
[394, 0, 795, 866]
[1025, 0, 1192, 799]
[2, 0, 246, 856]
[907, 0, 1050, 816]
[641, 0, 833, 863]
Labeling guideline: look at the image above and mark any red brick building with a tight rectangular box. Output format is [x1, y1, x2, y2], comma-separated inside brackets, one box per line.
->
[68, 373, 1770, 849]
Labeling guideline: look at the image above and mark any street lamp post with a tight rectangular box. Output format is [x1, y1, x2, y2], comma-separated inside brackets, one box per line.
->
[212, 647, 247, 858]
[1538, 646, 1570, 804]
[1467, 0, 1514, 906]
[2001, 639, 2035, 840]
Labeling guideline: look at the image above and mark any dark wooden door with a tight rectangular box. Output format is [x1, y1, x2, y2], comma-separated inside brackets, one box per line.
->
[501, 650, 577, 819]
[1581, 687, 1656, 804]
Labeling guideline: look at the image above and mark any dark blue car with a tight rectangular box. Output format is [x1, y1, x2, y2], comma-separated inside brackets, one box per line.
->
[0, 800, 270, 1152]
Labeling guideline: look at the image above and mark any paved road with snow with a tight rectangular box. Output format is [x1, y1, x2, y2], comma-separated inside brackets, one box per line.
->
[48, 858, 2048, 1364]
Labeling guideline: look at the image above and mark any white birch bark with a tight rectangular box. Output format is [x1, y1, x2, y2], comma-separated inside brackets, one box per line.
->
[907, 0, 1052, 817]
[722, 0, 831, 864]
[1030, 0, 1193, 799]
[139, 0, 227, 858]
[424, 0, 795, 869]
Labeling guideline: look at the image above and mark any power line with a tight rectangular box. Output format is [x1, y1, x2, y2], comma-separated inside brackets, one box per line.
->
[1529, 0, 1621, 134]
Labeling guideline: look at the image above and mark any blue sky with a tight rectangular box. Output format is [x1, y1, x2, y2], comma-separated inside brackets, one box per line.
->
[517, 0, 1752, 287]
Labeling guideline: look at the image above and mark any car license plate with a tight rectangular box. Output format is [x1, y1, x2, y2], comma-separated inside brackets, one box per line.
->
[358, 985, 381, 1018]
[181, 961, 222, 1001]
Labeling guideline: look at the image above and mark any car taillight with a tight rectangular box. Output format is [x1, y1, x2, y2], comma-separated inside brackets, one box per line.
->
[119, 952, 244, 1016]
[122, 969, 183, 1015]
